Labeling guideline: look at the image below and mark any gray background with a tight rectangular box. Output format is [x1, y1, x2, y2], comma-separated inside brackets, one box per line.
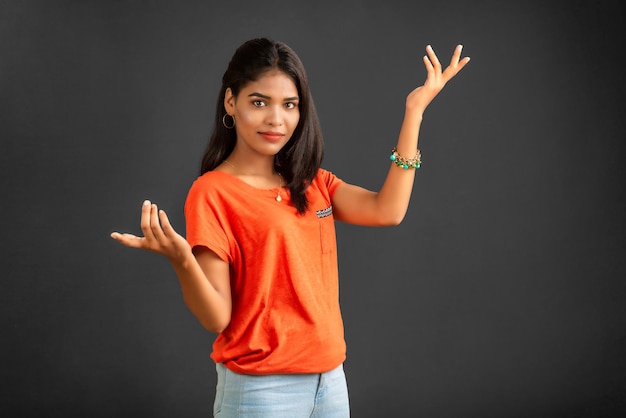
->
[2, 0, 625, 416]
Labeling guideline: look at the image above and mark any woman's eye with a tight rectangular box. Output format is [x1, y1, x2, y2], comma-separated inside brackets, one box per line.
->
[252, 100, 265, 107]
[285, 102, 297, 109]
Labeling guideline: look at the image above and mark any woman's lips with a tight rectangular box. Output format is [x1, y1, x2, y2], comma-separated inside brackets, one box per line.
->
[259, 131, 284, 142]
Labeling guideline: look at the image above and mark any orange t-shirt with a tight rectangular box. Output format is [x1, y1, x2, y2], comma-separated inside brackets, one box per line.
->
[184, 169, 346, 375]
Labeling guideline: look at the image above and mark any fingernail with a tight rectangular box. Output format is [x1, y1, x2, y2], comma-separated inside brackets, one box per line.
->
[143, 200, 150, 206]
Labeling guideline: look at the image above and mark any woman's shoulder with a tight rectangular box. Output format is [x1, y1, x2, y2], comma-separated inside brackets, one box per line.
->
[314, 167, 343, 185]
[195, 169, 231, 181]
[187, 170, 237, 198]
[309, 168, 344, 198]
[191, 170, 234, 187]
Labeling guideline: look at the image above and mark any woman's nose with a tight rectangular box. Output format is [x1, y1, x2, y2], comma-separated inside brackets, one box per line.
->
[266, 106, 283, 126]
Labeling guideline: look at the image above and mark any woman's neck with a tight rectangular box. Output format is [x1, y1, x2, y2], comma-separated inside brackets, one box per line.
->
[224, 150, 277, 178]
[219, 150, 282, 190]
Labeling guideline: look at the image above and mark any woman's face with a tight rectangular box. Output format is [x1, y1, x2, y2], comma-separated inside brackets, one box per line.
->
[225, 70, 300, 159]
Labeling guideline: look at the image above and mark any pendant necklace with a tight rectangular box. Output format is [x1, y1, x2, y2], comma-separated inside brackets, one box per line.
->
[224, 159, 282, 202]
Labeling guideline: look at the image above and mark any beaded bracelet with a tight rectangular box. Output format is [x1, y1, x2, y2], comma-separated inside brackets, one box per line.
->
[389, 147, 421, 169]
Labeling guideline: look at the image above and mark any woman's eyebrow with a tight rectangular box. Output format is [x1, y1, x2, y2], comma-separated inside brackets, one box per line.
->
[248, 92, 299, 101]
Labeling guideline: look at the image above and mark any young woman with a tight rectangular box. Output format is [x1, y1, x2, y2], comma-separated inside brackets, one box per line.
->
[111, 38, 469, 417]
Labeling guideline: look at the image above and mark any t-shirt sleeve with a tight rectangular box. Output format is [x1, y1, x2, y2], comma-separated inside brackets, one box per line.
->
[184, 177, 232, 263]
[319, 168, 344, 198]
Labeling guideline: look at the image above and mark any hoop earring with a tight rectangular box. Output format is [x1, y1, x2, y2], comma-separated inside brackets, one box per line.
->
[222, 114, 235, 129]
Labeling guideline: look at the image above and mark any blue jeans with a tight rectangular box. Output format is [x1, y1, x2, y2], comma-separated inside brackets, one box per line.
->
[214, 363, 350, 417]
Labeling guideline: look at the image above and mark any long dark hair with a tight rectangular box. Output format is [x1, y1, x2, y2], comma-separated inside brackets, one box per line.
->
[200, 38, 324, 214]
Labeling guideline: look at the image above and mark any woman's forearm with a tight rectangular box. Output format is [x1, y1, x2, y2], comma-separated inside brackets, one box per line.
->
[372, 45, 470, 225]
[374, 108, 423, 225]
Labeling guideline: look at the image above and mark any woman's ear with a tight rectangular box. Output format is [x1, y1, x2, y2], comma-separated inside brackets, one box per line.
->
[224, 88, 235, 114]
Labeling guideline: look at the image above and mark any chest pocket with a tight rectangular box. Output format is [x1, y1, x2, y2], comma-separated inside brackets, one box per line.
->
[316, 206, 335, 254]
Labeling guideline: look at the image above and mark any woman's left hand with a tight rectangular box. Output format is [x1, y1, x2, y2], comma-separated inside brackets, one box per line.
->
[406, 44, 470, 114]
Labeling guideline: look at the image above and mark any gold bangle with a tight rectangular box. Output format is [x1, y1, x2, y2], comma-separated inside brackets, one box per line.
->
[389, 147, 421, 169]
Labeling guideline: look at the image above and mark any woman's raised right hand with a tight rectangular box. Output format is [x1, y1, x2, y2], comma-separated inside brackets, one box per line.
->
[111, 200, 192, 264]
